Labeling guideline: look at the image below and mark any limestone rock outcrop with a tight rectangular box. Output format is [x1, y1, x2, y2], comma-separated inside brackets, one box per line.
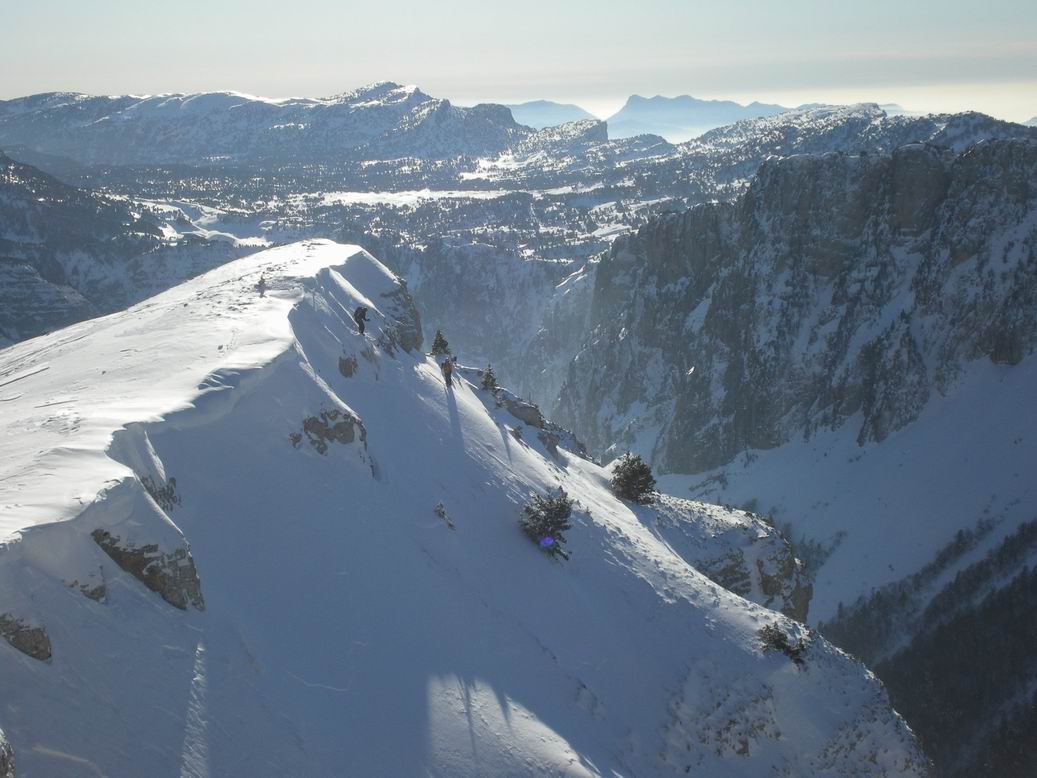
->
[91, 529, 205, 611]
[0, 614, 51, 661]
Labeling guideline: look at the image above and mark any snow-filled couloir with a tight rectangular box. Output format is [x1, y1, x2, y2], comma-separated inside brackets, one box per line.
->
[0, 241, 926, 776]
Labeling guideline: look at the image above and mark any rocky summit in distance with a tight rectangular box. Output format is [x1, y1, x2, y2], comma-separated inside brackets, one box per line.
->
[606, 93, 789, 141]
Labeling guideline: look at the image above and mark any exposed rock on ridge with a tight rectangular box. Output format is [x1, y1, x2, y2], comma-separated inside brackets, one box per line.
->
[0, 614, 51, 661]
[91, 529, 205, 611]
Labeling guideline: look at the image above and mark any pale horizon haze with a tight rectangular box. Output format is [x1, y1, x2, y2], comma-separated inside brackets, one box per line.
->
[1, 0, 1035, 122]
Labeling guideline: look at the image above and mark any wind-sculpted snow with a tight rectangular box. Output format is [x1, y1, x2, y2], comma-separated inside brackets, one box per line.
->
[0, 241, 374, 539]
[0, 241, 925, 776]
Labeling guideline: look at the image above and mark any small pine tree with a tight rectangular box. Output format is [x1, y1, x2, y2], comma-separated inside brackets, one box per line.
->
[431, 330, 449, 355]
[481, 364, 498, 392]
[520, 490, 573, 560]
[610, 452, 657, 504]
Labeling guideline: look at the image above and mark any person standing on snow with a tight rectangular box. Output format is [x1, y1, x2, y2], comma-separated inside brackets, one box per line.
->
[441, 358, 454, 388]
[353, 305, 369, 335]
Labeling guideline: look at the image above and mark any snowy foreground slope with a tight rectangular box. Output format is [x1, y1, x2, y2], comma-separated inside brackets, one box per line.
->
[0, 241, 925, 776]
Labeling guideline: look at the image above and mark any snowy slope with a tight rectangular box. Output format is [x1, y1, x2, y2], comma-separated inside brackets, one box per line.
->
[0, 241, 925, 776]
[659, 354, 1037, 621]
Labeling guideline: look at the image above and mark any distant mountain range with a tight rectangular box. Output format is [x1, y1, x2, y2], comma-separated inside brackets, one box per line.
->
[1027, 116, 1037, 126]
[606, 94, 789, 141]
[502, 97, 927, 139]
[503, 99, 595, 128]
[0, 82, 528, 166]
[5, 79, 1018, 167]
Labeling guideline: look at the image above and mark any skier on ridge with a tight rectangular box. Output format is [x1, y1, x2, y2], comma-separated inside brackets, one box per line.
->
[353, 305, 369, 336]
[441, 358, 454, 388]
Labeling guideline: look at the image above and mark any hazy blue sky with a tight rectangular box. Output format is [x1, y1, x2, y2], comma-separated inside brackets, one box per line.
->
[2, 0, 1035, 120]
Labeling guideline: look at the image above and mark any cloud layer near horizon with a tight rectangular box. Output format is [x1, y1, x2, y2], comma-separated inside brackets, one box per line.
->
[3, 0, 1035, 122]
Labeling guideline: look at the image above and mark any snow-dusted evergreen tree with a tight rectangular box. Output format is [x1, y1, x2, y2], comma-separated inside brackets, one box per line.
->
[431, 329, 450, 355]
[520, 490, 573, 560]
[481, 364, 498, 392]
[610, 453, 657, 504]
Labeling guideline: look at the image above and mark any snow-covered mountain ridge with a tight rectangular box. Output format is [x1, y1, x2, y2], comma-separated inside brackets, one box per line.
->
[0, 83, 529, 166]
[0, 241, 925, 776]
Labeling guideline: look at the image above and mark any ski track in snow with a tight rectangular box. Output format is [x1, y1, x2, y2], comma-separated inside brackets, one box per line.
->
[180, 640, 210, 778]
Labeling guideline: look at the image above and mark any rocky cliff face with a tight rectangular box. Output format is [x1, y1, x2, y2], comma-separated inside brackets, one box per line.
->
[0, 614, 51, 661]
[91, 529, 205, 611]
[365, 107, 1036, 413]
[0, 149, 159, 341]
[0, 261, 95, 348]
[556, 139, 1037, 472]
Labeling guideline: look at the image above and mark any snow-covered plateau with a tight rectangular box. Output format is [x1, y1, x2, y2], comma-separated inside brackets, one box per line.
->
[0, 241, 927, 776]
